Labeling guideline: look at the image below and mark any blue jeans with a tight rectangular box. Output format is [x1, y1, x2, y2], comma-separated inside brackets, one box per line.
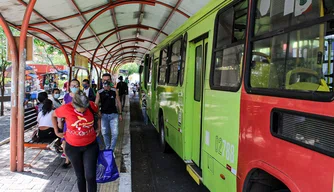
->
[101, 113, 119, 150]
[142, 107, 148, 125]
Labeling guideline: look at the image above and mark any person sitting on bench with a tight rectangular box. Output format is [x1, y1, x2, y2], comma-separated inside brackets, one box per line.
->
[37, 99, 59, 142]
[37, 92, 48, 113]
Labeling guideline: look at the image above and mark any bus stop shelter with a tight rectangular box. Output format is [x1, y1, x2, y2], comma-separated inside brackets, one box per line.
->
[0, 0, 209, 172]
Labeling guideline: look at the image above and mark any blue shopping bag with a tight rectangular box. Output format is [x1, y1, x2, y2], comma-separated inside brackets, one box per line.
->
[96, 138, 119, 183]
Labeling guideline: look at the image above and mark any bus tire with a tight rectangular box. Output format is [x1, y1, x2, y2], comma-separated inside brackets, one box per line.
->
[159, 114, 170, 153]
[244, 169, 290, 192]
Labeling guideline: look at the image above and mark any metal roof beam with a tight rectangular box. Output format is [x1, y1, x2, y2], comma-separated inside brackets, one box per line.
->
[148, 0, 183, 50]
[134, 4, 146, 59]
[62, 24, 167, 44]
[109, 51, 146, 61]
[26, 1, 189, 27]
[81, 38, 155, 54]
[17, 0, 102, 62]
[69, 0, 111, 60]
[100, 39, 146, 64]
[89, 25, 150, 65]
[100, 45, 150, 60]
[104, 47, 148, 68]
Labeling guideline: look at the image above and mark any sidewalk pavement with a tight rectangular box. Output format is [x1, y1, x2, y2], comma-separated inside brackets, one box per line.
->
[0, 97, 131, 192]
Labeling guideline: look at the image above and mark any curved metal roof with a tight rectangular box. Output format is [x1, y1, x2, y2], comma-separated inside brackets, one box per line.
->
[0, 0, 211, 71]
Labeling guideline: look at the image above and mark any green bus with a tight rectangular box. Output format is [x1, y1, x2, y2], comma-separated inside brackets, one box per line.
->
[140, 0, 334, 191]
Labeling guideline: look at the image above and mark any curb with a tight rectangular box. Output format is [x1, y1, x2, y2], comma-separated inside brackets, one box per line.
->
[119, 96, 132, 192]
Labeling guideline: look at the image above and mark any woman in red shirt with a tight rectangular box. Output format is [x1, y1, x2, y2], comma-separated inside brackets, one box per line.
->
[52, 91, 101, 192]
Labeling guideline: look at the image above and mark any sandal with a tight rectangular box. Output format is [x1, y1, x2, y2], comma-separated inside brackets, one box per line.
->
[62, 161, 71, 169]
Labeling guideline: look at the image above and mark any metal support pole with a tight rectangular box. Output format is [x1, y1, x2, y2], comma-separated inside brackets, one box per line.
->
[75, 68, 79, 79]
[17, 0, 37, 172]
[68, 66, 72, 92]
[0, 13, 19, 172]
[89, 63, 93, 82]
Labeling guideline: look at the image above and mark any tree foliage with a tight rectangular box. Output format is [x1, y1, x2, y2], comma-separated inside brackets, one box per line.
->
[33, 38, 67, 65]
[0, 27, 12, 116]
[119, 63, 139, 76]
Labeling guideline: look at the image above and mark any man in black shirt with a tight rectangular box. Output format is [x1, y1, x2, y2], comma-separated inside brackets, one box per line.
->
[95, 73, 123, 150]
[116, 76, 128, 110]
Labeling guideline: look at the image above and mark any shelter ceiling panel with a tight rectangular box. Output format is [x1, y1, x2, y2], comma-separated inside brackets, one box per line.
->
[163, 11, 188, 35]
[79, 9, 101, 21]
[54, 18, 94, 39]
[31, 0, 76, 21]
[0, 1, 43, 25]
[141, 4, 170, 30]
[89, 11, 115, 34]
[138, 29, 161, 40]
[76, 46, 88, 54]
[95, 49, 111, 59]
[98, 33, 113, 41]
[116, 4, 139, 26]
[81, 52, 92, 59]
[102, 35, 120, 47]
[64, 47, 72, 53]
[118, 30, 136, 39]
[73, 0, 107, 12]
[140, 41, 153, 48]
[78, 38, 99, 51]
[158, 0, 179, 7]
[137, 47, 149, 52]
[64, 41, 75, 48]
[34, 25, 71, 43]
[155, 34, 166, 45]
[179, 0, 210, 16]
[120, 42, 137, 48]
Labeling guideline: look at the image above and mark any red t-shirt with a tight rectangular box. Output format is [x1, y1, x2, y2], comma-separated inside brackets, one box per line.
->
[55, 101, 98, 146]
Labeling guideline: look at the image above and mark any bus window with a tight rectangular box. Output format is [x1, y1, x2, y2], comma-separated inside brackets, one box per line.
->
[148, 56, 153, 84]
[211, 0, 248, 91]
[158, 47, 168, 85]
[249, 0, 334, 96]
[180, 33, 188, 86]
[168, 38, 182, 85]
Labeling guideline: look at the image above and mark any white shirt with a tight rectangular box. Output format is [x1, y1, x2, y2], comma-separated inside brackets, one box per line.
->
[84, 88, 90, 98]
[37, 110, 54, 128]
[50, 97, 62, 109]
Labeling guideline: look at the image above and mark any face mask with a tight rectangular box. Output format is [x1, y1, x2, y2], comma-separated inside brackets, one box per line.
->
[70, 87, 79, 93]
[83, 84, 89, 89]
[103, 81, 111, 87]
[54, 94, 60, 99]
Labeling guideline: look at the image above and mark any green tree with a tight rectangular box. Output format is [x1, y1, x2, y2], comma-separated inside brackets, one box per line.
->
[33, 38, 67, 67]
[0, 27, 11, 116]
[119, 63, 139, 76]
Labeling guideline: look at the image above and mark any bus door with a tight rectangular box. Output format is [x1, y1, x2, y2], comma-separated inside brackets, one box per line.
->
[191, 37, 208, 167]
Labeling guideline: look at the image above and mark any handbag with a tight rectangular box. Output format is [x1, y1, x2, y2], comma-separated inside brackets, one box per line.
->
[96, 138, 119, 183]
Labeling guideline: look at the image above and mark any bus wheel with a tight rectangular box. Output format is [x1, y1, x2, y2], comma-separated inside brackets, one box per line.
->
[159, 114, 170, 153]
[245, 169, 290, 192]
